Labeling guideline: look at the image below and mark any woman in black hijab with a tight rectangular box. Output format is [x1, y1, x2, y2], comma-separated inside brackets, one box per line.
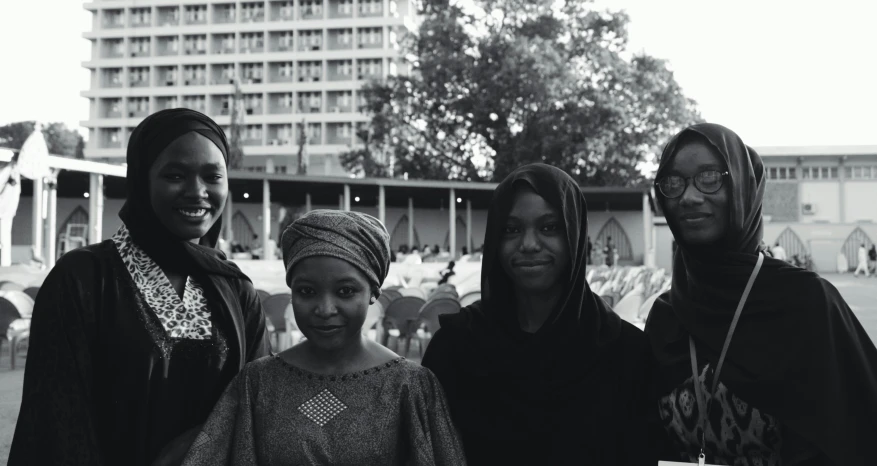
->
[421, 163, 653, 465]
[647, 123, 877, 465]
[9, 109, 271, 466]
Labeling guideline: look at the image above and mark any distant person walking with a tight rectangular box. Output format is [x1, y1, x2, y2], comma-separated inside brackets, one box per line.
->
[771, 242, 787, 261]
[854, 243, 870, 277]
[869, 245, 877, 275]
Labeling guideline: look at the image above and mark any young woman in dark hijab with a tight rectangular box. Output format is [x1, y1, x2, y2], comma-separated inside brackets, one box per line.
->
[9, 109, 271, 466]
[421, 163, 653, 465]
[647, 123, 877, 466]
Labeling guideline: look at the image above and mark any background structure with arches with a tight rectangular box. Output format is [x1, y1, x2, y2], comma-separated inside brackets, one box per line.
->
[390, 214, 421, 252]
[841, 227, 873, 270]
[595, 217, 633, 262]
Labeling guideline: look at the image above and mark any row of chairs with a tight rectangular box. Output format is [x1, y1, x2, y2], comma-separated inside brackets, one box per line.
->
[0, 282, 38, 370]
[257, 283, 483, 357]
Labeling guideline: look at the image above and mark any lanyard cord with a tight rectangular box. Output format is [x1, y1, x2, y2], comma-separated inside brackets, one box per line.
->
[689, 252, 764, 462]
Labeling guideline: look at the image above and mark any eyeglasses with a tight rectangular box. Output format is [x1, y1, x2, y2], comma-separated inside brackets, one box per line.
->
[655, 170, 729, 199]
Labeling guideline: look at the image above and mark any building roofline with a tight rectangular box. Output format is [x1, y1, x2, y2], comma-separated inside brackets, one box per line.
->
[755, 145, 877, 157]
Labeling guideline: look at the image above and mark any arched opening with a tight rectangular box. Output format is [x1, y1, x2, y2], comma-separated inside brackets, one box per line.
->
[595, 217, 633, 262]
[773, 227, 808, 260]
[57, 206, 89, 257]
[390, 214, 421, 252]
[841, 227, 873, 271]
[442, 215, 468, 255]
[232, 211, 257, 251]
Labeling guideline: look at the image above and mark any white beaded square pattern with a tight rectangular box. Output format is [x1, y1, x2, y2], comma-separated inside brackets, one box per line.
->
[298, 388, 348, 427]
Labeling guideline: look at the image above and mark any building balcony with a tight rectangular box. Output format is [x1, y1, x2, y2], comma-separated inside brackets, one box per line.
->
[183, 48, 208, 56]
[183, 78, 207, 86]
[129, 79, 150, 88]
[127, 109, 150, 118]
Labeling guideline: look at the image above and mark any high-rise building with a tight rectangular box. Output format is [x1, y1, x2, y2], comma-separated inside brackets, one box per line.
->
[81, 0, 416, 175]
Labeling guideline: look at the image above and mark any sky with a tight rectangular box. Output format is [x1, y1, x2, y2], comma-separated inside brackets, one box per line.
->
[1, 0, 876, 147]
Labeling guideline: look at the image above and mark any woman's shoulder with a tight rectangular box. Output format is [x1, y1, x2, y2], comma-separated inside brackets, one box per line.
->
[47, 240, 118, 279]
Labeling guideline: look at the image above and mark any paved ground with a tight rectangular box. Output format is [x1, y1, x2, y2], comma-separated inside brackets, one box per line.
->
[0, 273, 872, 461]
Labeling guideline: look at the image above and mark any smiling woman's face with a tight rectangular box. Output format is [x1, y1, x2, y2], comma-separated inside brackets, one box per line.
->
[498, 186, 570, 295]
[661, 137, 731, 246]
[289, 256, 372, 352]
[148, 132, 228, 242]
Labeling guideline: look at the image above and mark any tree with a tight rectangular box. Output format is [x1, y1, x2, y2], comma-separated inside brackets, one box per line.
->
[0, 121, 85, 159]
[227, 79, 245, 169]
[342, 0, 702, 185]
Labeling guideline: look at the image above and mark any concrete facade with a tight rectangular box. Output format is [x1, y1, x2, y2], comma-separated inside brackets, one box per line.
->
[81, 0, 417, 175]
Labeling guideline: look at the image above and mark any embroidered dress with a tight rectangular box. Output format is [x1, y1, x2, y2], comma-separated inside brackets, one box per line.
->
[113, 225, 212, 339]
[659, 363, 782, 466]
[183, 356, 467, 465]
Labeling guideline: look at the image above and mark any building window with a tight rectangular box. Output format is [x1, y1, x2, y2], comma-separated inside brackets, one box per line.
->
[302, 0, 323, 16]
[279, 62, 293, 77]
[766, 166, 796, 180]
[847, 165, 876, 180]
[338, 0, 352, 14]
[185, 5, 207, 23]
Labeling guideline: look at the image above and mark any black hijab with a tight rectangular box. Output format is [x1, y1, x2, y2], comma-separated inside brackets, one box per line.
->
[424, 164, 650, 464]
[119, 108, 243, 279]
[646, 123, 877, 465]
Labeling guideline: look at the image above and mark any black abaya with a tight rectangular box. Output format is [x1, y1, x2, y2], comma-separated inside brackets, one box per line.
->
[9, 241, 270, 465]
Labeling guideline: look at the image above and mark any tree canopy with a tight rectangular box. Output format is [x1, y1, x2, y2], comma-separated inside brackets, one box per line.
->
[0, 121, 85, 159]
[341, 0, 702, 186]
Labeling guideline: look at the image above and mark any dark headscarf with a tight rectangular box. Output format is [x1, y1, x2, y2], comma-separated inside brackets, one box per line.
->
[281, 209, 390, 296]
[424, 164, 651, 464]
[647, 123, 877, 465]
[477, 163, 621, 345]
[119, 108, 242, 279]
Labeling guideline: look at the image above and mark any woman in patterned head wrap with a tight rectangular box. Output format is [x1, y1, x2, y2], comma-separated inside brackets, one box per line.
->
[647, 123, 877, 465]
[9, 109, 271, 466]
[183, 210, 466, 465]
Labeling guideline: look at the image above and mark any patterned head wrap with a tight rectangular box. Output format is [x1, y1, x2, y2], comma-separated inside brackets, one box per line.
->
[281, 210, 391, 296]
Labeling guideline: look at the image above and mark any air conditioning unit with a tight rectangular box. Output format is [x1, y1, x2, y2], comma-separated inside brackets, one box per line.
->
[184, 80, 190, 85]
[129, 112, 135, 117]
[802, 203, 818, 215]
[166, 81, 175, 86]
[312, 76, 320, 82]
[299, 76, 306, 82]
[311, 45, 320, 51]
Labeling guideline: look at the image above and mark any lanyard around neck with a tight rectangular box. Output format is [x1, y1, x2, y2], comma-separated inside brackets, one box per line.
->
[689, 252, 764, 465]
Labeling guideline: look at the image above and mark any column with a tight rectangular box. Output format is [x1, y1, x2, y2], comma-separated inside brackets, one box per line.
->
[305, 192, 312, 213]
[449, 188, 456, 257]
[338, 193, 343, 210]
[32, 177, 43, 263]
[0, 218, 10, 267]
[88, 173, 104, 244]
[796, 157, 804, 222]
[378, 184, 386, 225]
[642, 192, 653, 267]
[407, 197, 414, 249]
[262, 179, 271, 260]
[466, 198, 472, 253]
[46, 175, 58, 268]
[224, 191, 234, 242]
[838, 155, 846, 223]
[343, 184, 351, 211]
[266, 157, 275, 174]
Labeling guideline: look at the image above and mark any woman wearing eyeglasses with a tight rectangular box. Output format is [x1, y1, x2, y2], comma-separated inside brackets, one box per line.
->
[646, 123, 877, 466]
